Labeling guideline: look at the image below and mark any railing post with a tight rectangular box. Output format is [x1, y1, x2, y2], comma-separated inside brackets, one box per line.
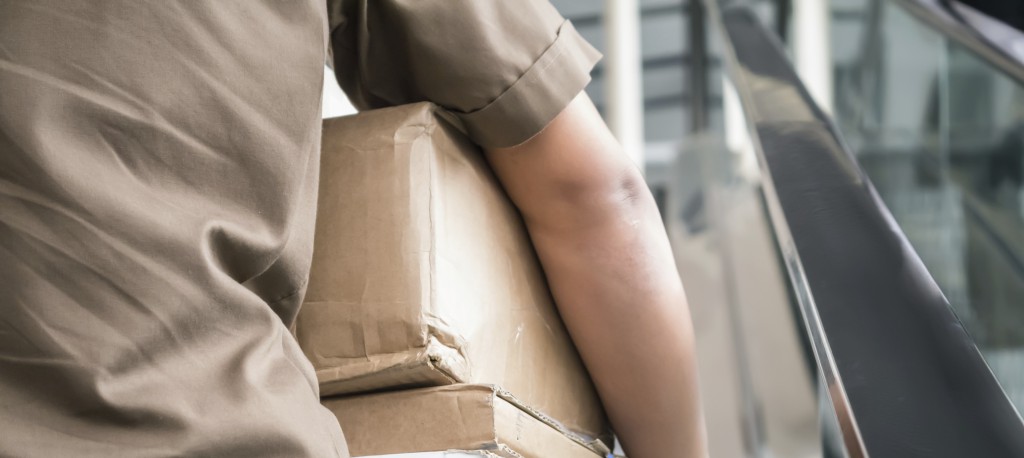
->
[604, 0, 646, 172]
[792, 0, 833, 114]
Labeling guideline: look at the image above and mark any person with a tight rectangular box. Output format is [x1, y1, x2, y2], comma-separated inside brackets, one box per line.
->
[0, 1, 707, 456]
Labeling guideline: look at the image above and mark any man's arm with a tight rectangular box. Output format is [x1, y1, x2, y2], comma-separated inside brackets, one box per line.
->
[484, 92, 708, 457]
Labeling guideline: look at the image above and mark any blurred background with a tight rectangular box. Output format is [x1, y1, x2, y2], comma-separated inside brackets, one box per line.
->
[324, 1, 1024, 456]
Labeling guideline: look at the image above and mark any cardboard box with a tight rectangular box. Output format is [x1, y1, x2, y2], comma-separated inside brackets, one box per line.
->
[360, 454, 509, 458]
[322, 385, 610, 458]
[361, 454, 502, 458]
[300, 103, 608, 440]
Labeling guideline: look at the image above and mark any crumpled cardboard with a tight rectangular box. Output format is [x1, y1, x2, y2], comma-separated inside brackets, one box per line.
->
[322, 384, 611, 458]
[299, 103, 609, 441]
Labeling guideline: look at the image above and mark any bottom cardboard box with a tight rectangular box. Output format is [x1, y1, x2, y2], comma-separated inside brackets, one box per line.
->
[361, 454, 528, 458]
[323, 384, 610, 458]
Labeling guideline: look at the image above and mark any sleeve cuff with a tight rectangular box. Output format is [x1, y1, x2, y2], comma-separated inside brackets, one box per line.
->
[452, 20, 602, 149]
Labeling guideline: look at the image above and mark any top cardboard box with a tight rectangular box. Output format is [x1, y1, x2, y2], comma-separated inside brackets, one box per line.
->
[299, 103, 609, 440]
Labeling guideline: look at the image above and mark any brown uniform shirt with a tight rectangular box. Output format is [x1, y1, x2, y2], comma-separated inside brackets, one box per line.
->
[0, 0, 600, 456]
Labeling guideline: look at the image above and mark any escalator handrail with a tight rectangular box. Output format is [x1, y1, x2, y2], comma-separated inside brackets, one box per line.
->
[892, 0, 1024, 83]
[706, 3, 1024, 457]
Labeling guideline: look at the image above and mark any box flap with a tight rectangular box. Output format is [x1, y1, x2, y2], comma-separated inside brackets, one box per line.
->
[315, 334, 464, 396]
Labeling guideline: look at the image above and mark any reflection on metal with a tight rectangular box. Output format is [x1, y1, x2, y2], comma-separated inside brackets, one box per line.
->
[701, 130, 769, 457]
[603, 0, 645, 169]
[715, 200, 770, 458]
[708, 2, 1024, 457]
[892, 0, 1024, 83]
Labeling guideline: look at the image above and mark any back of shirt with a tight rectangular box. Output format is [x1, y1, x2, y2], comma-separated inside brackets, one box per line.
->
[0, 1, 345, 455]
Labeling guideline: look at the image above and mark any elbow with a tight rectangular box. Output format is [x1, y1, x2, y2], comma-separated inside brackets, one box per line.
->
[609, 167, 652, 211]
[537, 165, 657, 231]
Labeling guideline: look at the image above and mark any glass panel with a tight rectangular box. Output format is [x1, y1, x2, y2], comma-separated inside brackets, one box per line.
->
[673, 66, 851, 457]
[831, 0, 1024, 409]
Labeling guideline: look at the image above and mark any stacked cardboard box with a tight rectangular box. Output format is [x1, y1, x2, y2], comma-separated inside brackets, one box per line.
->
[300, 104, 611, 457]
[323, 385, 603, 458]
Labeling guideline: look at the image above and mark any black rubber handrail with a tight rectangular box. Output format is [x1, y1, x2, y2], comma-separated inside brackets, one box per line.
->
[706, 3, 1024, 457]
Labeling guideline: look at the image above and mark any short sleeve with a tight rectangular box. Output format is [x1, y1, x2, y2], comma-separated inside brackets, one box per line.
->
[326, 0, 602, 148]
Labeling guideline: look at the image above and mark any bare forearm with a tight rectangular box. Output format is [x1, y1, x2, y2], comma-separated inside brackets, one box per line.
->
[530, 187, 705, 457]
[485, 93, 707, 457]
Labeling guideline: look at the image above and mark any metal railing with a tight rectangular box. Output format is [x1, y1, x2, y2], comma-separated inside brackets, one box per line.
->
[707, 2, 1024, 456]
